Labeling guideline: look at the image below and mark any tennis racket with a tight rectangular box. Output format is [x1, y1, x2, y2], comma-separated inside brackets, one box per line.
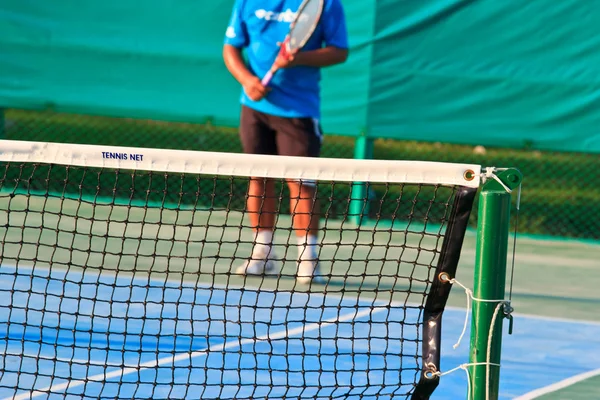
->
[261, 0, 324, 86]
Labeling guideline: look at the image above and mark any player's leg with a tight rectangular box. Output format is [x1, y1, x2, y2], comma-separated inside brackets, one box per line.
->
[287, 180, 320, 282]
[237, 106, 278, 275]
[274, 115, 323, 283]
[247, 176, 276, 251]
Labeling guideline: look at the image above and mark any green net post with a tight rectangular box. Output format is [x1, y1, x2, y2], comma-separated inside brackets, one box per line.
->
[469, 168, 522, 400]
[349, 134, 374, 225]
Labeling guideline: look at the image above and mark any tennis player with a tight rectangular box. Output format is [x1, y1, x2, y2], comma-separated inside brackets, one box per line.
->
[223, 0, 348, 283]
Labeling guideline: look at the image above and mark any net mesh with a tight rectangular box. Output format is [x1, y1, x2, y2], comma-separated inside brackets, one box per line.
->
[0, 144, 477, 399]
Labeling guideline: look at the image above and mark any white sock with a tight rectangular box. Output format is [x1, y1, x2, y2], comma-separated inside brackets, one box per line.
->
[252, 230, 273, 259]
[297, 234, 318, 261]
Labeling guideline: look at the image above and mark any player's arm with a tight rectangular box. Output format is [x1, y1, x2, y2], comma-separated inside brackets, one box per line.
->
[223, 45, 254, 86]
[222, 1, 269, 101]
[289, 46, 348, 67]
[223, 45, 269, 101]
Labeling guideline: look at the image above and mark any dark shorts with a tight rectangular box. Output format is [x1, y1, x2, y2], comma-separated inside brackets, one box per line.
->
[239, 105, 322, 158]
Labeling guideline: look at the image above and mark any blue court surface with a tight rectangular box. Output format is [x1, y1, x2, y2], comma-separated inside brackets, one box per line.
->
[0, 265, 599, 399]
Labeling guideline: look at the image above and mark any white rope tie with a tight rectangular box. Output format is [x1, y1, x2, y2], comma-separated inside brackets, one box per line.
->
[481, 167, 523, 212]
[450, 279, 506, 350]
[482, 168, 513, 194]
[485, 302, 506, 400]
[431, 278, 509, 400]
[481, 167, 522, 213]
[432, 362, 498, 400]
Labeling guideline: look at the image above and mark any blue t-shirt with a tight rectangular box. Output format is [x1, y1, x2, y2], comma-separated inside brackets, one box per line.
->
[224, 0, 348, 119]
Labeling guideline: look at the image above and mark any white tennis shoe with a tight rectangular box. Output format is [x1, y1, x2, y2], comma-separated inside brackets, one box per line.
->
[296, 260, 322, 284]
[236, 257, 278, 276]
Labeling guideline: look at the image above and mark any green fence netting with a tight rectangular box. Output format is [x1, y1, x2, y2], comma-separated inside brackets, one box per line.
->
[3, 109, 598, 240]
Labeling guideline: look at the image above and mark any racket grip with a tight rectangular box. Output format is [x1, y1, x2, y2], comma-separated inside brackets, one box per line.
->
[261, 70, 274, 86]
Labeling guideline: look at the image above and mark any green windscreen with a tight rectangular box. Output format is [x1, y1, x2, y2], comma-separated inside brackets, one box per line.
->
[1, 0, 600, 152]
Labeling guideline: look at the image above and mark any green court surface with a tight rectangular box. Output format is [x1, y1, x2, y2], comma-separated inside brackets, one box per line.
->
[536, 374, 600, 400]
[0, 193, 451, 304]
[450, 232, 600, 323]
[456, 232, 600, 400]
[450, 229, 600, 399]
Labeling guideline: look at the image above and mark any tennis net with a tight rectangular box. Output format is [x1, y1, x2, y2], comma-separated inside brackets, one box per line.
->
[0, 140, 480, 399]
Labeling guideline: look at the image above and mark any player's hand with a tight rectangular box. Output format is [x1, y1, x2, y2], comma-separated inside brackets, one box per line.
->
[243, 76, 270, 102]
[273, 42, 298, 69]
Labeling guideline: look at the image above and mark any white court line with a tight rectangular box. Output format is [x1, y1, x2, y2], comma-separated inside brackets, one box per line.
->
[507, 312, 600, 327]
[513, 367, 600, 400]
[441, 305, 600, 327]
[4, 263, 600, 327]
[6, 306, 385, 400]
[4, 266, 600, 398]
[0, 352, 141, 369]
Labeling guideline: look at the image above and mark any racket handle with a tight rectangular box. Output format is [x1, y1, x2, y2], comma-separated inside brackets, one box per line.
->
[261, 70, 274, 86]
